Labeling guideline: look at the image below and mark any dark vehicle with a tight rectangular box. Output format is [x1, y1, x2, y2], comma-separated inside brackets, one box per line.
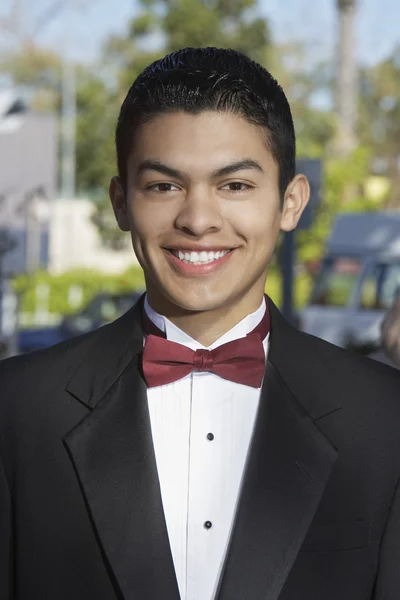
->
[300, 213, 400, 353]
[18, 291, 143, 353]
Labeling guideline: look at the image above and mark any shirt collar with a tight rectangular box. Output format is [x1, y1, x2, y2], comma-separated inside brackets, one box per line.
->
[143, 295, 267, 351]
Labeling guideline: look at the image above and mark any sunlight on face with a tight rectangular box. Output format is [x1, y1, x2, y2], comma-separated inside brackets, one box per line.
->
[112, 111, 307, 321]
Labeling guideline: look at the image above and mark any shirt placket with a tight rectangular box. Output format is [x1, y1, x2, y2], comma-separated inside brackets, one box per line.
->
[186, 371, 218, 600]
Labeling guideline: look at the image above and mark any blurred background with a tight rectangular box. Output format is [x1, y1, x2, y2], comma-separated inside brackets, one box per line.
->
[0, 0, 400, 358]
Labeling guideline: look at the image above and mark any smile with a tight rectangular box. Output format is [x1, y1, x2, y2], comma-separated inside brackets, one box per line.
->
[165, 247, 234, 275]
[170, 249, 231, 265]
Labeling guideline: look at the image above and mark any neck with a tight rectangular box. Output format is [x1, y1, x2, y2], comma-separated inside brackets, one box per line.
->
[146, 293, 265, 347]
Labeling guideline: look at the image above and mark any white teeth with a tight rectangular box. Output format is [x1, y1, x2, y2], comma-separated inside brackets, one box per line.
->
[173, 249, 230, 264]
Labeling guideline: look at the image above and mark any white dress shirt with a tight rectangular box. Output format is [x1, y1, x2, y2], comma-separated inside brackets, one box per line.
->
[145, 296, 269, 600]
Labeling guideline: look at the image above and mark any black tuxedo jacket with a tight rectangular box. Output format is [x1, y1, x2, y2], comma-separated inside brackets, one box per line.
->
[1, 298, 400, 600]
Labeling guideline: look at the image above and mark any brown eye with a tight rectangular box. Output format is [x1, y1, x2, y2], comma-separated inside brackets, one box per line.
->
[148, 183, 179, 192]
[221, 182, 251, 192]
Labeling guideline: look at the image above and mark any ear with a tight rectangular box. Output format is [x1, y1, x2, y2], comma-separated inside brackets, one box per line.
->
[280, 174, 310, 232]
[109, 176, 130, 232]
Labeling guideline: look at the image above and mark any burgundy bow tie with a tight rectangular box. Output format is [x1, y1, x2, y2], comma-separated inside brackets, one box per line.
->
[141, 300, 270, 389]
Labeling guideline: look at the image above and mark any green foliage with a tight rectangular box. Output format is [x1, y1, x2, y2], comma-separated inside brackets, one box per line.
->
[0, 44, 61, 91]
[75, 75, 118, 195]
[164, 0, 221, 50]
[358, 47, 400, 206]
[265, 268, 312, 309]
[89, 0, 271, 247]
[12, 263, 310, 316]
[3, 2, 400, 278]
[131, 13, 156, 37]
[12, 266, 145, 316]
[163, 0, 270, 62]
[296, 109, 336, 158]
[102, 0, 270, 93]
[90, 195, 129, 250]
[296, 146, 383, 264]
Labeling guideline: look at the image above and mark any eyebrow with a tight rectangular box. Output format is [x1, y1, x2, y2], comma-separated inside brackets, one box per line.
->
[211, 159, 264, 178]
[137, 160, 181, 179]
[136, 158, 265, 179]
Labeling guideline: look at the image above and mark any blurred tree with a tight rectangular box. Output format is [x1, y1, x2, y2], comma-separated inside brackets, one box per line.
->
[296, 145, 383, 273]
[92, 0, 272, 247]
[13, 265, 145, 317]
[103, 0, 270, 94]
[359, 46, 400, 208]
[75, 76, 117, 194]
[0, 44, 61, 110]
[4, 1, 397, 262]
[269, 43, 336, 158]
[0, 44, 118, 213]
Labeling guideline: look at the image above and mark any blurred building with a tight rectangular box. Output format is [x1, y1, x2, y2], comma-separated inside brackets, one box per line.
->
[0, 89, 56, 276]
[0, 90, 138, 276]
[49, 198, 138, 274]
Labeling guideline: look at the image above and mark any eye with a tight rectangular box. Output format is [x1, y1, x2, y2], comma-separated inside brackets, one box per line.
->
[147, 182, 180, 192]
[221, 182, 253, 192]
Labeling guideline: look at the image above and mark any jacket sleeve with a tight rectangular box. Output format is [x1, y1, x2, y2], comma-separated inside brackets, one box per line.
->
[373, 474, 400, 599]
[0, 448, 12, 599]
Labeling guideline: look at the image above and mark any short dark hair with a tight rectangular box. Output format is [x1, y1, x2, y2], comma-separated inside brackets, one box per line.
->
[116, 47, 296, 199]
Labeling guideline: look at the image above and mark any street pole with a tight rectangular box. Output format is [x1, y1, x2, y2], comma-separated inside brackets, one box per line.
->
[60, 0, 79, 200]
[281, 230, 295, 325]
[335, 0, 358, 157]
[25, 188, 50, 274]
[26, 199, 41, 274]
[0, 232, 17, 359]
[61, 56, 76, 198]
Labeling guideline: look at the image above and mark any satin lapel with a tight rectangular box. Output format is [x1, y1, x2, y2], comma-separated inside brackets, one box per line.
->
[217, 361, 338, 600]
[64, 302, 180, 600]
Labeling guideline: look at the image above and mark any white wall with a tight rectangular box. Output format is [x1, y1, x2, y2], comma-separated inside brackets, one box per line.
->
[49, 198, 139, 274]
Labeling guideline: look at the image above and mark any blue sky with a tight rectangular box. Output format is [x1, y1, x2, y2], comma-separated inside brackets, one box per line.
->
[263, 0, 399, 63]
[1, 0, 399, 66]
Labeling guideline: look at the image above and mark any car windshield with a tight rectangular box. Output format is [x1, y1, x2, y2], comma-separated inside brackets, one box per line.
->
[359, 261, 400, 310]
[64, 293, 143, 335]
[310, 257, 362, 307]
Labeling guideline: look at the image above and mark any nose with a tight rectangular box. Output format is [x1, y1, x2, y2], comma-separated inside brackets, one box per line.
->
[174, 186, 223, 237]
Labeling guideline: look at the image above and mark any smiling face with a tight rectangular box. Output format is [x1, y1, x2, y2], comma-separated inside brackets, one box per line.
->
[110, 110, 309, 328]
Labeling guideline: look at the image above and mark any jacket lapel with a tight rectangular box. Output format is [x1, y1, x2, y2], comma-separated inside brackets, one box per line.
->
[217, 362, 338, 600]
[216, 299, 340, 600]
[63, 296, 339, 600]
[64, 300, 180, 600]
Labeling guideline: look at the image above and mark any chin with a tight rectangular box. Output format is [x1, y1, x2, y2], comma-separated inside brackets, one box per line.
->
[166, 286, 237, 314]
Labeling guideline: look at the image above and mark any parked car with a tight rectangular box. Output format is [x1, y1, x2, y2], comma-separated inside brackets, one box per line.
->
[300, 212, 400, 353]
[18, 291, 143, 353]
[0, 279, 19, 359]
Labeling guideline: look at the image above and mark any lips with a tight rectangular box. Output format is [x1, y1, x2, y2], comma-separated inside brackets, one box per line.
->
[165, 247, 234, 275]
[170, 249, 231, 265]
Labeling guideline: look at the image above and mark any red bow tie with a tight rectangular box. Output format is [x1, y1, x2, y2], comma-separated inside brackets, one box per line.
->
[141, 301, 270, 389]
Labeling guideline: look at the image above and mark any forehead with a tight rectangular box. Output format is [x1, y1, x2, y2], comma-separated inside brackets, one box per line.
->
[129, 111, 276, 173]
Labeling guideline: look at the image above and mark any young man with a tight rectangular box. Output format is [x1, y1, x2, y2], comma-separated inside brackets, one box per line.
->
[1, 47, 400, 600]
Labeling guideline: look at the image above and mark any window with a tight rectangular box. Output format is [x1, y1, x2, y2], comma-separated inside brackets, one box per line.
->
[360, 264, 381, 310]
[359, 262, 400, 311]
[378, 263, 400, 310]
[310, 257, 362, 307]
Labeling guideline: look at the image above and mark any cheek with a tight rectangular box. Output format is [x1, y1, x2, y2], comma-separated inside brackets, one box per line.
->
[229, 202, 281, 243]
[128, 198, 167, 238]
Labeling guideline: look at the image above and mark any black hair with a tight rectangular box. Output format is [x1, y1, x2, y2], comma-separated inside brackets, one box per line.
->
[116, 47, 296, 200]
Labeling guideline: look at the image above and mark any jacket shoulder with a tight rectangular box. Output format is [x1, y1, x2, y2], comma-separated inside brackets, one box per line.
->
[300, 328, 400, 382]
[294, 328, 400, 412]
[0, 325, 104, 397]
